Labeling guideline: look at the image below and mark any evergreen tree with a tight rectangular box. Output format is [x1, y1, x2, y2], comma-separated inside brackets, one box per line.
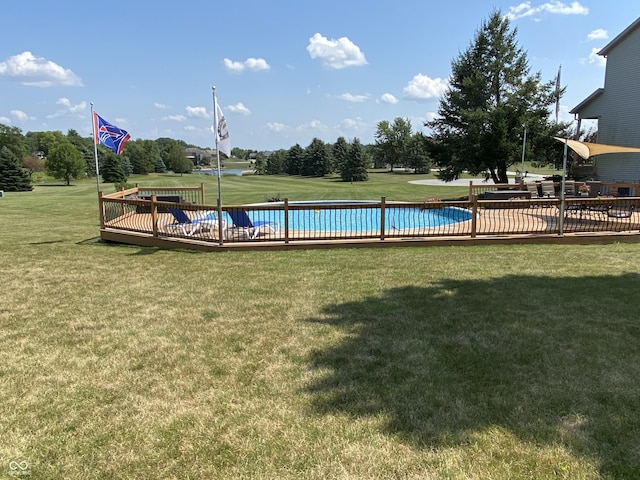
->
[121, 157, 134, 177]
[154, 157, 168, 173]
[426, 10, 568, 183]
[101, 154, 128, 184]
[332, 137, 350, 174]
[302, 138, 330, 177]
[285, 144, 304, 175]
[0, 147, 32, 191]
[264, 149, 286, 175]
[341, 138, 369, 182]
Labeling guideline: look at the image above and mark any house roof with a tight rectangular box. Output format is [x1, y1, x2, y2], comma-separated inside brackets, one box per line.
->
[598, 16, 640, 56]
[569, 88, 604, 115]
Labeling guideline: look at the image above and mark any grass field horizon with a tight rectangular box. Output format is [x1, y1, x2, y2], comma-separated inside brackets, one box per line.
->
[1, 171, 639, 479]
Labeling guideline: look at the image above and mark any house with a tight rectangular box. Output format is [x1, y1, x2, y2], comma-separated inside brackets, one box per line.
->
[570, 17, 640, 182]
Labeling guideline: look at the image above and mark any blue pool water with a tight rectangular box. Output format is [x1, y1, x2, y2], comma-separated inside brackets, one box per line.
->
[227, 202, 472, 233]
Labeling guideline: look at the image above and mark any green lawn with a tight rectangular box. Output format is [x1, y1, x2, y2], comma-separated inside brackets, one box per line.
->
[1, 173, 639, 479]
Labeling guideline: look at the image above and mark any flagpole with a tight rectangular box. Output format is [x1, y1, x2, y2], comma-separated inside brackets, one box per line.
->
[212, 86, 222, 206]
[90, 102, 101, 194]
[555, 65, 561, 124]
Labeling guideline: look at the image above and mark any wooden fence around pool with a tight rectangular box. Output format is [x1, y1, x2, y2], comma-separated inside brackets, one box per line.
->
[98, 184, 640, 250]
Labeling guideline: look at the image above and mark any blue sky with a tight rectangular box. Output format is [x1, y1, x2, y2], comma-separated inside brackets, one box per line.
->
[0, 1, 637, 151]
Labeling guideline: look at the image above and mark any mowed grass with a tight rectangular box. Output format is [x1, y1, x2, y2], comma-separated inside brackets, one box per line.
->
[1, 173, 640, 479]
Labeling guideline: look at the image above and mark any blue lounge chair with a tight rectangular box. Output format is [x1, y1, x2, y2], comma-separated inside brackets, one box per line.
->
[227, 209, 279, 239]
[164, 207, 224, 237]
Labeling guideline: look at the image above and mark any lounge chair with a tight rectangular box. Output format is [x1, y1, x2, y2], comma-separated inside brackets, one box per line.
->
[607, 204, 635, 218]
[226, 209, 280, 239]
[540, 181, 556, 198]
[164, 207, 224, 237]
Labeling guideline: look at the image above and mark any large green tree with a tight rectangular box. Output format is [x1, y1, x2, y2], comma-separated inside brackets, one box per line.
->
[427, 10, 569, 184]
[374, 117, 413, 171]
[126, 139, 159, 174]
[164, 141, 192, 174]
[45, 142, 86, 185]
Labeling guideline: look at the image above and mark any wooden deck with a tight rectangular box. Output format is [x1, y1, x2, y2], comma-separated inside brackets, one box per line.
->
[101, 203, 640, 252]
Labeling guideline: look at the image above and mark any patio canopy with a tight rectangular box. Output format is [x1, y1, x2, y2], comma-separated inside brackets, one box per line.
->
[553, 137, 640, 159]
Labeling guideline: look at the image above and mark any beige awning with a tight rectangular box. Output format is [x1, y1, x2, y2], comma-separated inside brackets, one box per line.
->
[554, 137, 640, 159]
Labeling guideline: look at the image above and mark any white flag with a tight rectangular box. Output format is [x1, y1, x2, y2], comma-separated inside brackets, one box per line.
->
[216, 103, 231, 157]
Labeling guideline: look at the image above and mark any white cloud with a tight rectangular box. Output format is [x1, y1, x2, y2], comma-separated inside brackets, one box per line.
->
[296, 119, 329, 132]
[588, 47, 606, 67]
[154, 102, 170, 109]
[587, 28, 608, 41]
[0, 51, 82, 87]
[307, 33, 367, 69]
[223, 58, 244, 72]
[0, 115, 10, 123]
[339, 117, 367, 131]
[185, 106, 209, 118]
[338, 93, 369, 102]
[506, 1, 589, 20]
[11, 110, 31, 122]
[164, 115, 187, 122]
[56, 97, 86, 113]
[403, 74, 448, 100]
[227, 102, 251, 115]
[379, 93, 399, 104]
[223, 57, 271, 73]
[244, 58, 270, 71]
[45, 97, 86, 119]
[266, 122, 286, 133]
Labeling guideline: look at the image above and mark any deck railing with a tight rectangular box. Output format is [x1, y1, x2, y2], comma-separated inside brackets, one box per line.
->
[99, 185, 640, 247]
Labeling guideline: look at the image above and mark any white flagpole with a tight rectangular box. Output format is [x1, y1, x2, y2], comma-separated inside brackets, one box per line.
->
[212, 86, 225, 244]
[212, 86, 222, 205]
[90, 102, 100, 194]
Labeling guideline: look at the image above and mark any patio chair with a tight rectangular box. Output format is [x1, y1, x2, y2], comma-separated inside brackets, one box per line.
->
[586, 181, 602, 197]
[525, 182, 541, 198]
[226, 209, 280, 239]
[564, 180, 576, 196]
[164, 207, 224, 237]
[540, 181, 556, 198]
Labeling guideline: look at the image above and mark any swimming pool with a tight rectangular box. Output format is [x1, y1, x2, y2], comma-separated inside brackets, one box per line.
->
[226, 201, 472, 234]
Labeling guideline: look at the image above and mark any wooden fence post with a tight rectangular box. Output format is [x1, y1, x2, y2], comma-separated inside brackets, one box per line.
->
[284, 198, 289, 245]
[98, 191, 106, 229]
[471, 195, 478, 238]
[380, 196, 386, 240]
[151, 195, 159, 237]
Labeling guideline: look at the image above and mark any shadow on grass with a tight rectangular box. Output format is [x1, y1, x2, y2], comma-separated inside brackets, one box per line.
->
[305, 273, 640, 478]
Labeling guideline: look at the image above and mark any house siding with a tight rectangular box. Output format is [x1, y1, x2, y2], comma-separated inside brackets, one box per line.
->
[572, 18, 640, 183]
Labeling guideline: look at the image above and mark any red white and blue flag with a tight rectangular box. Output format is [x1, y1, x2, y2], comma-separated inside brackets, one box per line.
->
[93, 112, 131, 155]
